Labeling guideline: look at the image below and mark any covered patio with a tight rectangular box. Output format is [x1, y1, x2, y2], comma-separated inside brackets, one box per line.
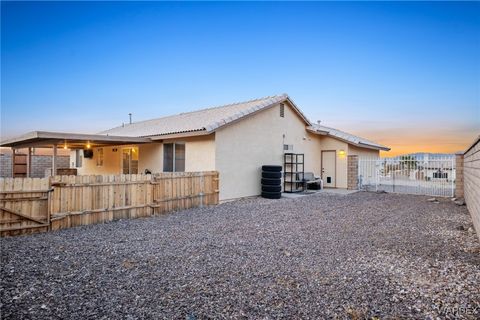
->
[0, 131, 150, 177]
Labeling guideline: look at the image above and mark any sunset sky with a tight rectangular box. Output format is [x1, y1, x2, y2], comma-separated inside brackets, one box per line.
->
[1, 2, 479, 156]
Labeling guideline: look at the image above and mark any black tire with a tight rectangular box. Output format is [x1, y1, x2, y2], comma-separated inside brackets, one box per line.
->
[262, 185, 282, 192]
[262, 171, 282, 179]
[261, 191, 281, 199]
[261, 178, 281, 186]
[262, 165, 282, 172]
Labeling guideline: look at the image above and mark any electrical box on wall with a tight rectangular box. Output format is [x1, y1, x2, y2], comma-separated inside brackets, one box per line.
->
[283, 144, 293, 152]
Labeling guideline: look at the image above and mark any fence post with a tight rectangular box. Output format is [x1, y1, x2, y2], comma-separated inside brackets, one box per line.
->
[455, 153, 464, 198]
[147, 175, 153, 216]
[347, 155, 359, 190]
[199, 172, 204, 208]
[47, 176, 52, 231]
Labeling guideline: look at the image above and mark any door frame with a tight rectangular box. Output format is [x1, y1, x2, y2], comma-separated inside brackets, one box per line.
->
[121, 146, 139, 174]
[321, 150, 337, 188]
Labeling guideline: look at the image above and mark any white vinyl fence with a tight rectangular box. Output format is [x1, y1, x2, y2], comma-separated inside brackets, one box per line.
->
[358, 155, 455, 197]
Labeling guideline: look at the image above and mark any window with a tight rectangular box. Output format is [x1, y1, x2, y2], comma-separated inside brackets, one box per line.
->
[280, 103, 285, 117]
[75, 150, 83, 168]
[96, 148, 104, 166]
[122, 147, 138, 174]
[163, 143, 185, 172]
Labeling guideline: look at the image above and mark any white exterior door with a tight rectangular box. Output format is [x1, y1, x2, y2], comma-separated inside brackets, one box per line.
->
[322, 151, 336, 187]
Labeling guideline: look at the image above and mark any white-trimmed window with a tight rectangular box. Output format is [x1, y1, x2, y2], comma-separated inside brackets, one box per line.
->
[163, 143, 185, 172]
[96, 148, 104, 166]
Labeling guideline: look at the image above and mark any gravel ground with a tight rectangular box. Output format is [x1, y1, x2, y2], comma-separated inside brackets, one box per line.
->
[1, 191, 479, 319]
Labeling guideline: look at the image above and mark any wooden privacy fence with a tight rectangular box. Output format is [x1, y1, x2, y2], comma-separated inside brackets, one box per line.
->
[0, 178, 51, 236]
[0, 171, 219, 237]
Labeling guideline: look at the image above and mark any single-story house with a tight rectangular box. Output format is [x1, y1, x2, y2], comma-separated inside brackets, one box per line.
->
[1, 94, 389, 201]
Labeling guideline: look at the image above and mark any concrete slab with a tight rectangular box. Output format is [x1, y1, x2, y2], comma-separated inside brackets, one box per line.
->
[320, 188, 359, 195]
[281, 188, 358, 198]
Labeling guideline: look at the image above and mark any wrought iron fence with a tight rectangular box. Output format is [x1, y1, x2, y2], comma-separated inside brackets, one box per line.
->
[358, 155, 455, 197]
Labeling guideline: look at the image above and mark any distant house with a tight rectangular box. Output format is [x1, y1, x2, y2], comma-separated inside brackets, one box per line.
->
[1, 94, 389, 200]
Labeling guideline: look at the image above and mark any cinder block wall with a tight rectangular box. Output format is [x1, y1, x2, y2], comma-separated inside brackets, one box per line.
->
[31, 155, 70, 177]
[0, 154, 70, 178]
[347, 155, 358, 190]
[463, 137, 480, 240]
[0, 154, 13, 177]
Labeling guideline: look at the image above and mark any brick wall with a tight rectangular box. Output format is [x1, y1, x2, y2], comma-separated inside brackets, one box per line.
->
[0, 154, 70, 178]
[463, 137, 480, 240]
[347, 155, 359, 190]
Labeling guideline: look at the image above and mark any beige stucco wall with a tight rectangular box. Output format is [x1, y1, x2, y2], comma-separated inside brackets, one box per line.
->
[70, 146, 128, 175]
[139, 136, 215, 173]
[315, 140, 380, 189]
[183, 135, 216, 172]
[215, 102, 321, 201]
[348, 145, 380, 158]
[70, 136, 215, 176]
[138, 143, 163, 173]
[66, 113, 382, 201]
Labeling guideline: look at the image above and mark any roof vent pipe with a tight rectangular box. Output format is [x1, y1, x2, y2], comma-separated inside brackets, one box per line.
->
[129, 113, 132, 124]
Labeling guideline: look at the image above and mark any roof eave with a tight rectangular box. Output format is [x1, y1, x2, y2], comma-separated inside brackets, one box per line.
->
[284, 96, 312, 126]
[209, 95, 312, 134]
[306, 127, 328, 135]
[149, 129, 211, 141]
[0, 131, 151, 148]
[357, 141, 390, 151]
[307, 128, 390, 151]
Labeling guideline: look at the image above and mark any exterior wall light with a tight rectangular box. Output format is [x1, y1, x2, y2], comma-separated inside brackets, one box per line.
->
[338, 150, 346, 158]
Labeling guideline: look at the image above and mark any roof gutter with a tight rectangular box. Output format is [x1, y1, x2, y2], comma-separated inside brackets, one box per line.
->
[149, 129, 211, 141]
[307, 127, 390, 151]
[0, 131, 151, 148]
[358, 141, 391, 151]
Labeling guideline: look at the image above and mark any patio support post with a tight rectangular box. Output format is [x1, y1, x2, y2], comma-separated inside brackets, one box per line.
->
[11, 147, 15, 178]
[26, 147, 32, 178]
[52, 145, 57, 177]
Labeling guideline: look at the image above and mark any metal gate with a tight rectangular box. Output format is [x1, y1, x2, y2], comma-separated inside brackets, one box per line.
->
[358, 155, 455, 197]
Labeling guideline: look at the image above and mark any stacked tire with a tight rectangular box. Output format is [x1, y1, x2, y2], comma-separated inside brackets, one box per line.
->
[261, 165, 282, 199]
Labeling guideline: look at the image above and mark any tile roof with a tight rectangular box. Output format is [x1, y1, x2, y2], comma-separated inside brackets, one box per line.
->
[98, 93, 388, 151]
[309, 124, 390, 151]
[100, 94, 307, 137]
